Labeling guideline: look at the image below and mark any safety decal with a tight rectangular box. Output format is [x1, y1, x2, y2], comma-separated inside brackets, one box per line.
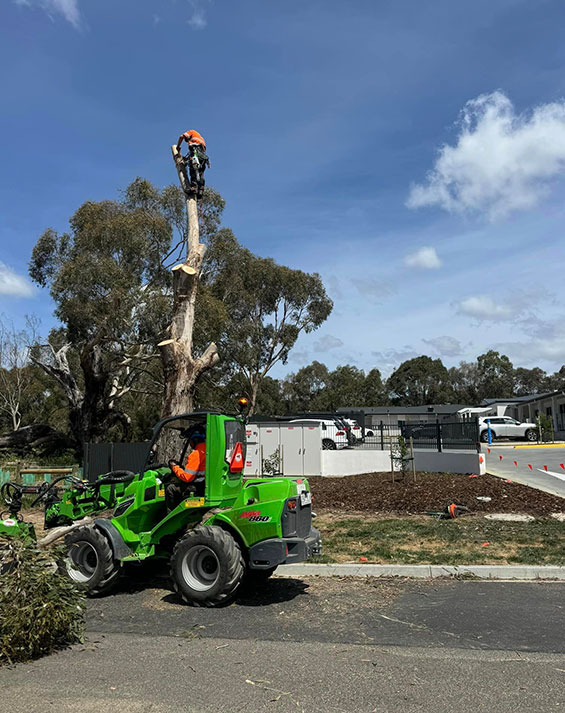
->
[184, 497, 205, 508]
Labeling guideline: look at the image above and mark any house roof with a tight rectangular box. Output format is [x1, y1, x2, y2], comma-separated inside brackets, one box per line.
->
[481, 392, 561, 406]
[337, 404, 470, 415]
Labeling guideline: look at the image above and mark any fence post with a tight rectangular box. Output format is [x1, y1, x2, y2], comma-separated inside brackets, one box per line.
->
[436, 419, 442, 453]
[380, 421, 384, 451]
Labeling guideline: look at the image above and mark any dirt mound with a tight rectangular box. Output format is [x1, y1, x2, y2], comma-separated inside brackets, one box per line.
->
[309, 472, 564, 516]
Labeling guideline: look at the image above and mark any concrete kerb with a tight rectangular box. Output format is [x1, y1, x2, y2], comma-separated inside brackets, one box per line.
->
[277, 563, 565, 580]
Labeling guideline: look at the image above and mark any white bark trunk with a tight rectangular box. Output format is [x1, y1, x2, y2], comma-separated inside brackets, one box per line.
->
[158, 147, 219, 426]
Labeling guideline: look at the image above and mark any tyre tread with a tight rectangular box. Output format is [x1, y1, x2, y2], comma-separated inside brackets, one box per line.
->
[170, 525, 244, 607]
[65, 525, 119, 596]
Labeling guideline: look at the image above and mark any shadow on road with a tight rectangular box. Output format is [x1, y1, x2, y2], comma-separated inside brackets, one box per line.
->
[106, 560, 310, 608]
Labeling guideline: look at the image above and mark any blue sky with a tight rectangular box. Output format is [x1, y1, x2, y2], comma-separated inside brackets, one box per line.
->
[2, 0, 565, 377]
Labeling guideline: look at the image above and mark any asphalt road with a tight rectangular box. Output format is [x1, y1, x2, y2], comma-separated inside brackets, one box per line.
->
[1, 574, 564, 712]
[485, 444, 565, 498]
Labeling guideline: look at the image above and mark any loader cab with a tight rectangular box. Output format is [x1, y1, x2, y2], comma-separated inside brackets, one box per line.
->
[145, 412, 247, 506]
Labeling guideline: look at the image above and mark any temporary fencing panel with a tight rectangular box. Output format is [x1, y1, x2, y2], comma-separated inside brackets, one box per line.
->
[83, 442, 151, 482]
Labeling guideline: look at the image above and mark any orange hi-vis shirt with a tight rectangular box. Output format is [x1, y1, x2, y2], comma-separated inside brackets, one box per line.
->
[171, 443, 206, 483]
[182, 130, 206, 148]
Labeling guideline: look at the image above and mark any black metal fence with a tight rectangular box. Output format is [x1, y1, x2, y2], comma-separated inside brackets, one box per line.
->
[330, 412, 479, 452]
[83, 441, 150, 482]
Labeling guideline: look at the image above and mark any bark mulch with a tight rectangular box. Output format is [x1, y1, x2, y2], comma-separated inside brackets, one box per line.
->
[309, 471, 564, 517]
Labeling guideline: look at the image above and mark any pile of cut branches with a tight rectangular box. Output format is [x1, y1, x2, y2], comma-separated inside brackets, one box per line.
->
[0, 537, 85, 664]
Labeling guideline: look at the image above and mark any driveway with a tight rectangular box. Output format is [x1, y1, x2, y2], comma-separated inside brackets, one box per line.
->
[1, 575, 564, 712]
[484, 444, 565, 498]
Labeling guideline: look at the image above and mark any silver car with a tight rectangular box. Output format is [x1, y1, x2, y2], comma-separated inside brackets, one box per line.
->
[479, 416, 537, 442]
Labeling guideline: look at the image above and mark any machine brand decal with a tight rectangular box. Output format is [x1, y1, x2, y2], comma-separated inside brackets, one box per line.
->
[241, 511, 271, 522]
[2, 519, 16, 527]
[184, 498, 205, 508]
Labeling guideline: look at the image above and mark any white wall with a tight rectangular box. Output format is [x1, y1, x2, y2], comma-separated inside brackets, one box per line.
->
[321, 449, 485, 476]
[321, 450, 391, 476]
[414, 450, 486, 475]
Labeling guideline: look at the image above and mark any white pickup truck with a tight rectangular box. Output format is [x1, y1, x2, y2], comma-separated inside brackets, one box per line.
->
[479, 416, 537, 442]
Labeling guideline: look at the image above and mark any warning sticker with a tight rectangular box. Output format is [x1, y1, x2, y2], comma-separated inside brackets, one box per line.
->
[184, 498, 205, 508]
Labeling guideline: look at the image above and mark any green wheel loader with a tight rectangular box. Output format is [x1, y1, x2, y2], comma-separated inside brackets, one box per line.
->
[1, 410, 321, 606]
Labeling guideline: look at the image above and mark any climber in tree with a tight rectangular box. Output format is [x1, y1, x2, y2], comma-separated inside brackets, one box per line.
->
[176, 129, 210, 199]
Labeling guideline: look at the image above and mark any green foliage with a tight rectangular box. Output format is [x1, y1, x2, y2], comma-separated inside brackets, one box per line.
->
[476, 350, 514, 399]
[202, 231, 333, 413]
[536, 413, 553, 442]
[262, 446, 281, 476]
[392, 436, 412, 475]
[514, 367, 548, 396]
[0, 539, 85, 664]
[282, 361, 330, 412]
[387, 355, 452, 405]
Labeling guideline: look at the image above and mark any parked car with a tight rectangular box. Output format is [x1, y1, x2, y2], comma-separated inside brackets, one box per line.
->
[400, 423, 437, 440]
[343, 418, 363, 443]
[289, 419, 349, 450]
[478, 416, 537, 442]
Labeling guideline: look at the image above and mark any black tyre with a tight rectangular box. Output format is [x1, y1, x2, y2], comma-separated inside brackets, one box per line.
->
[322, 438, 336, 450]
[64, 526, 120, 596]
[170, 525, 244, 607]
[525, 429, 537, 442]
[480, 430, 495, 442]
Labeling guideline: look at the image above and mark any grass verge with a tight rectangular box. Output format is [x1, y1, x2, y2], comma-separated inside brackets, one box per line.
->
[315, 513, 565, 566]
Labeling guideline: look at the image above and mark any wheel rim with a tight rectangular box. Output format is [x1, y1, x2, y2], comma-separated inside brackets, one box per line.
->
[527, 430, 536, 441]
[66, 541, 98, 583]
[181, 545, 220, 592]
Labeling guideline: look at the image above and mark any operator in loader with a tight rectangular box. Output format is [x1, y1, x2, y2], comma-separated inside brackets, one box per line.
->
[166, 427, 206, 510]
[176, 129, 210, 199]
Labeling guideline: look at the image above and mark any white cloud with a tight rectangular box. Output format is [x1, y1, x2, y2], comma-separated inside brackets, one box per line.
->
[14, 0, 80, 28]
[14, 0, 211, 30]
[455, 295, 521, 322]
[494, 338, 565, 368]
[422, 335, 462, 357]
[288, 348, 310, 364]
[0, 263, 35, 298]
[314, 335, 344, 353]
[407, 91, 565, 220]
[187, 0, 210, 30]
[403, 246, 442, 269]
[371, 347, 418, 374]
[352, 276, 395, 302]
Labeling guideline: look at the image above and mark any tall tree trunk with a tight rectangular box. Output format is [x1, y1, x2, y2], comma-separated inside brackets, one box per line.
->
[247, 376, 260, 418]
[158, 147, 220, 424]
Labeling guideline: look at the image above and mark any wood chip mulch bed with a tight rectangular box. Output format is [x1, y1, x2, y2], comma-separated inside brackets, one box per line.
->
[309, 472, 564, 516]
